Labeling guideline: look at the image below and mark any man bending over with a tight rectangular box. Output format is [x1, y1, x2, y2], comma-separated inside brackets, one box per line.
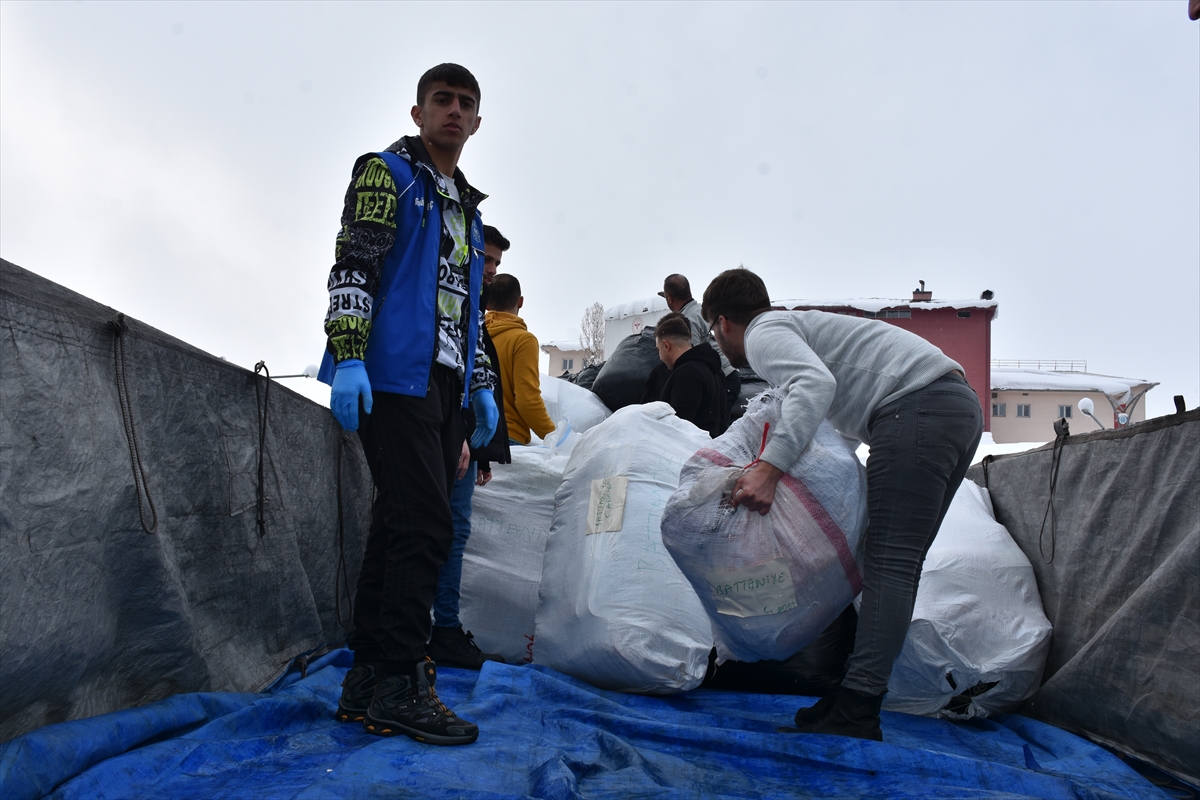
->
[703, 268, 982, 741]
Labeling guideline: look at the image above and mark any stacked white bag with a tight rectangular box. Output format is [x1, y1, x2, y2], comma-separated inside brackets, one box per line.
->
[539, 375, 611, 435]
[661, 391, 868, 663]
[457, 377, 611, 666]
[534, 403, 714, 694]
[882, 479, 1053, 719]
[458, 436, 576, 665]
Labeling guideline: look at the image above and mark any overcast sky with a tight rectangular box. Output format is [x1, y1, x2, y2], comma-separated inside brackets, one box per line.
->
[2, 1, 1196, 419]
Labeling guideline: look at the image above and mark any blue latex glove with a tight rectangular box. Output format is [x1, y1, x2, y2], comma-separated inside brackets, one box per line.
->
[470, 389, 498, 449]
[330, 359, 372, 432]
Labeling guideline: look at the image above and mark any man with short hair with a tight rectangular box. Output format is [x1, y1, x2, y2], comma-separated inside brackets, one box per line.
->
[428, 224, 511, 670]
[318, 63, 497, 746]
[643, 312, 727, 437]
[702, 268, 982, 742]
[486, 274, 556, 446]
[658, 274, 709, 346]
[660, 273, 741, 411]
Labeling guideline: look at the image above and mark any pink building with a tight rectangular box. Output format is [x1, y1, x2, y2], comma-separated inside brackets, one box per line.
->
[775, 286, 999, 431]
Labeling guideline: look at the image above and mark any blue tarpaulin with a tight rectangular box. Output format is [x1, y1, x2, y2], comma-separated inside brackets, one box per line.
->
[0, 649, 1166, 799]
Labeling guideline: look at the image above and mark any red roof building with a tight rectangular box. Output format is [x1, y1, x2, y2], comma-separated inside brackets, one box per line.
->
[774, 285, 999, 431]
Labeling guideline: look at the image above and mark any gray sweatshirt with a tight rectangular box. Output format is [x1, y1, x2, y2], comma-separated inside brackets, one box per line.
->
[680, 299, 735, 376]
[744, 311, 963, 470]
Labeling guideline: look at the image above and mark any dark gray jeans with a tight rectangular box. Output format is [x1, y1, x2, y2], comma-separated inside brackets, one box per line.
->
[842, 372, 983, 696]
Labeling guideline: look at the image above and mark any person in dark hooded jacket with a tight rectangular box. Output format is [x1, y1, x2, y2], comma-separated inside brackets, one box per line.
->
[429, 225, 511, 672]
[645, 312, 729, 437]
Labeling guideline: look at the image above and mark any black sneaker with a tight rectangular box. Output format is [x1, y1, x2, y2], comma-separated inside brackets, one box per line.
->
[427, 625, 506, 670]
[335, 664, 382, 723]
[363, 659, 479, 745]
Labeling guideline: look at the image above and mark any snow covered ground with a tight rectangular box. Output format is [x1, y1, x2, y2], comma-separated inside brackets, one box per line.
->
[854, 432, 1042, 467]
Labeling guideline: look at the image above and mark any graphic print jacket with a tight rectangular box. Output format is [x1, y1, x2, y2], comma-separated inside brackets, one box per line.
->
[318, 136, 496, 404]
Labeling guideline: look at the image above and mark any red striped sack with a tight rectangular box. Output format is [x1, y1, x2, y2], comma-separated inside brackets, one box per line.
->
[661, 391, 868, 662]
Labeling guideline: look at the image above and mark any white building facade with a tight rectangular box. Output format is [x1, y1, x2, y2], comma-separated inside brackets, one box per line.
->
[603, 296, 670, 359]
[990, 365, 1155, 443]
[540, 340, 590, 376]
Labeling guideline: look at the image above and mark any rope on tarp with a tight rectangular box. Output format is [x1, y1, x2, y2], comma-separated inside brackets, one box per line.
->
[254, 361, 270, 538]
[109, 314, 158, 535]
[980, 454, 993, 490]
[294, 642, 340, 680]
[1037, 417, 1070, 563]
[334, 432, 355, 629]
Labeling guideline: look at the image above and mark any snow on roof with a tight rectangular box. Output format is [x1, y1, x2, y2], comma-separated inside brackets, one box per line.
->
[603, 295, 996, 321]
[541, 340, 584, 352]
[774, 298, 1000, 316]
[991, 368, 1150, 397]
[604, 296, 668, 320]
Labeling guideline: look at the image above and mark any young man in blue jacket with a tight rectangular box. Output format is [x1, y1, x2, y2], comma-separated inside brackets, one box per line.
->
[318, 63, 498, 746]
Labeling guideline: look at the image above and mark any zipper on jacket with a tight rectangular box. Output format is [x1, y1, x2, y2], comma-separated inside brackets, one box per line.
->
[409, 141, 484, 408]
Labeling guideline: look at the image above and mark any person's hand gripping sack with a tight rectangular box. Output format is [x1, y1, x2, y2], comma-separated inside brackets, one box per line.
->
[470, 389, 498, 448]
[330, 359, 373, 432]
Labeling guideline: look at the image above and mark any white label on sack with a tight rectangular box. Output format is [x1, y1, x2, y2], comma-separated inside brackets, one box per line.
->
[586, 476, 629, 534]
[706, 558, 797, 617]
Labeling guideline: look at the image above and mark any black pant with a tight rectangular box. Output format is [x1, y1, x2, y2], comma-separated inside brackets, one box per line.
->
[844, 372, 983, 694]
[350, 365, 465, 671]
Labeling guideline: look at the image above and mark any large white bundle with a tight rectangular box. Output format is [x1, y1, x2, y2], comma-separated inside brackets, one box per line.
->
[882, 479, 1053, 719]
[540, 375, 611, 434]
[661, 391, 868, 663]
[458, 436, 577, 665]
[533, 403, 714, 694]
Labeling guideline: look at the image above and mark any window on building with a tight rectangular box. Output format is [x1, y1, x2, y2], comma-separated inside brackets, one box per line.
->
[1016, 405, 1031, 418]
[992, 403, 1006, 417]
[957, 311, 972, 318]
[1058, 405, 1072, 419]
[562, 358, 574, 371]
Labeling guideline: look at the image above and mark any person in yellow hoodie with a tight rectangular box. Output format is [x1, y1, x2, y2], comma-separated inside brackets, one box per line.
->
[485, 274, 556, 445]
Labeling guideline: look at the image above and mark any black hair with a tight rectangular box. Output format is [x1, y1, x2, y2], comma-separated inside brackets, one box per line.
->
[416, 63, 480, 107]
[488, 273, 521, 311]
[483, 225, 510, 252]
[662, 273, 692, 301]
[654, 312, 692, 342]
[701, 268, 772, 326]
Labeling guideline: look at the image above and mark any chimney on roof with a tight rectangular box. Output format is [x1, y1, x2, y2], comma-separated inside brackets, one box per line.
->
[912, 280, 932, 302]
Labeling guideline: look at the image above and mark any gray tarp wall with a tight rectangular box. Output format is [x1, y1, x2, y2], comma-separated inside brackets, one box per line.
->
[967, 409, 1199, 784]
[0, 260, 372, 742]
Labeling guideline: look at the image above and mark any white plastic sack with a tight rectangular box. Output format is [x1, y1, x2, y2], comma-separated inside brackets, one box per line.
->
[540, 375, 611, 434]
[882, 479, 1053, 719]
[458, 435, 577, 665]
[661, 391, 868, 663]
[533, 403, 714, 694]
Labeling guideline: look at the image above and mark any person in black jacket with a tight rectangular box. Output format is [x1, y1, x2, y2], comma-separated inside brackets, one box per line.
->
[644, 313, 729, 437]
[428, 224, 512, 670]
